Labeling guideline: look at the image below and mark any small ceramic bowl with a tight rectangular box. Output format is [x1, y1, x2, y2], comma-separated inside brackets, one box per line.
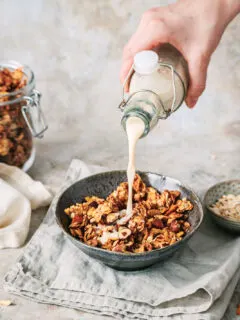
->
[204, 180, 240, 233]
[55, 171, 203, 271]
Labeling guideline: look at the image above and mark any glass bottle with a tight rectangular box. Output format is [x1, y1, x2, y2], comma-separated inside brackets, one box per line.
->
[0, 60, 47, 170]
[119, 44, 189, 137]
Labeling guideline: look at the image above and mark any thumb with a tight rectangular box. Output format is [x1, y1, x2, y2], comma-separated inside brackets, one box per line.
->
[185, 52, 209, 108]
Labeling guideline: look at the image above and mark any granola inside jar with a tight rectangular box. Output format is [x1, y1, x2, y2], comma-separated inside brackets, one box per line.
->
[0, 61, 47, 170]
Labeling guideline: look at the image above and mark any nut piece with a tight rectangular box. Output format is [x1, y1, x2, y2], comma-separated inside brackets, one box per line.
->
[165, 204, 178, 215]
[106, 212, 119, 224]
[119, 227, 131, 239]
[112, 242, 126, 252]
[0, 138, 11, 156]
[0, 300, 12, 306]
[176, 199, 193, 212]
[133, 174, 147, 201]
[152, 218, 163, 229]
[170, 220, 181, 233]
[69, 215, 84, 228]
[148, 209, 161, 217]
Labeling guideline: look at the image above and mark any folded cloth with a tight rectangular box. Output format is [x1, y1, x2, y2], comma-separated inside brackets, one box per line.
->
[3, 159, 240, 319]
[0, 163, 52, 249]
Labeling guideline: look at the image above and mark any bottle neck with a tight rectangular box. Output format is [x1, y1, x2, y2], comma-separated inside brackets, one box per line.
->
[121, 92, 165, 137]
[121, 107, 151, 138]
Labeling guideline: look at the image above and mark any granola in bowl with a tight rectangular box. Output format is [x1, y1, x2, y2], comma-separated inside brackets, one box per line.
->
[64, 174, 193, 253]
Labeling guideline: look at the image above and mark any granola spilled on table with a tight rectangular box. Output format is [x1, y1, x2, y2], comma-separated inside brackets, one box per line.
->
[0, 67, 32, 168]
[65, 174, 193, 253]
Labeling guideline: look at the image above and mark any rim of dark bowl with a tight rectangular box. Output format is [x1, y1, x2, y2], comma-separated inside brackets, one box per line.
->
[204, 179, 240, 224]
[55, 170, 204, 258]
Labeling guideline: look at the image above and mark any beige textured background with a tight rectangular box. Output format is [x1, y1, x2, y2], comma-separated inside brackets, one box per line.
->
[1, 0, 240, 319]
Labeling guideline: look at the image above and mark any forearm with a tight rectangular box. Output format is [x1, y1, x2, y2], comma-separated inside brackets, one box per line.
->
[223, 0, 240, 22]
[177, 0, 240, 23]
[190, 0, 240, 26]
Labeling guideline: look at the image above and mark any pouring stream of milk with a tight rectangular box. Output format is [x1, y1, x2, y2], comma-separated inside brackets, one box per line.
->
[99, 117, 145, 243]
[117, 117, 145, 225]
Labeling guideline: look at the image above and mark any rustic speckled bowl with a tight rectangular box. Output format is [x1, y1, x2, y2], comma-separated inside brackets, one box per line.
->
[55, 171, 203, 271]
[204, 180, 240, 234]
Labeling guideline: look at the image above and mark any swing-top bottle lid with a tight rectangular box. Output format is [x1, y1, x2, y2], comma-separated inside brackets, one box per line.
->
[133, 50, 158, 75]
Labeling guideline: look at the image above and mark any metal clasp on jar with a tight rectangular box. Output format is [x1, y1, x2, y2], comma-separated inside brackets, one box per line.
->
[22, 89, 48, 138]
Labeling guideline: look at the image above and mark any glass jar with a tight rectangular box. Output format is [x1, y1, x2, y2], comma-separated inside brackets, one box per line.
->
[119, 44, 189, 137]
[0, 61, 47, 170]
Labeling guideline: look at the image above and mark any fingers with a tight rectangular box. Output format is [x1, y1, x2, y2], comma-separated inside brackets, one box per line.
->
[120, 33, 156, 91]
[120, 9, 169, 90]
[120, 55, 133, 89]
[120, 7, 211, 107]
[185, 52, 210, 108]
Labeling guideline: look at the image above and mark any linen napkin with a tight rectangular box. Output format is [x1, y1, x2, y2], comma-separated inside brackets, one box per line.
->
[3, 159, 240, 319]
[0, 163, 52, 249]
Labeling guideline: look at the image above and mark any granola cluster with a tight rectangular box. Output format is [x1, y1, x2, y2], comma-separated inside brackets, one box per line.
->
[65, 174, 193, 253]
[0, 67, 33, 168]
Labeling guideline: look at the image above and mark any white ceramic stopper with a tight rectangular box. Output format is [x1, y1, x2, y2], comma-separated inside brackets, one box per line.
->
[133, 50, 158, 75]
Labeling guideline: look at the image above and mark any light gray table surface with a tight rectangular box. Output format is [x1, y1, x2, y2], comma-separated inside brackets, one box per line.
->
[1, 0, 240, 319]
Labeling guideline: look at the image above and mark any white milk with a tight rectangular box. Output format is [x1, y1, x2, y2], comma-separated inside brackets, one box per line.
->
[99, 230, 119, 245]
[117, 117, 145, 225]
[130, 68, 173, 107]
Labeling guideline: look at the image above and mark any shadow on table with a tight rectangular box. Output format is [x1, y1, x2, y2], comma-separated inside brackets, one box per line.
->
[26, 207, 48, 243]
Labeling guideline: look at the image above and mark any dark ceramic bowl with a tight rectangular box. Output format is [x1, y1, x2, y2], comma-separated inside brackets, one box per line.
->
[55, 171, 203, 271]
[204, 180, 240, 234]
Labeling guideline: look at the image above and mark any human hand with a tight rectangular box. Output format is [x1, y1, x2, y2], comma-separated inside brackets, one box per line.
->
[120, 0, 240, 108]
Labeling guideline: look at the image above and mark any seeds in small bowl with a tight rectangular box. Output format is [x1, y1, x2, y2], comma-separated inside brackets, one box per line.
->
[211, 194, 240, 221]
[204, 180, 240, 234]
